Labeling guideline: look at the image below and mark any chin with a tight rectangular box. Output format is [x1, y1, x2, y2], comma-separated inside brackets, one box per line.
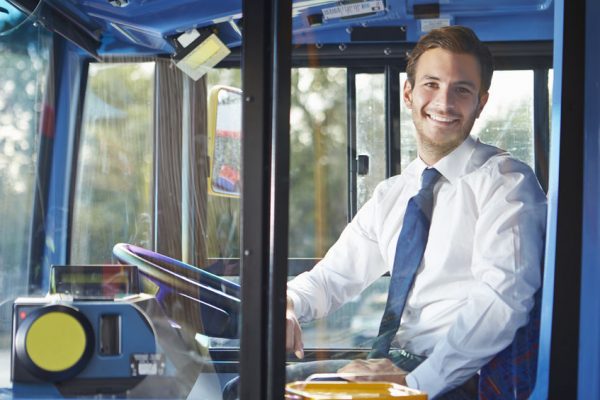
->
[419, 132, 466, 152]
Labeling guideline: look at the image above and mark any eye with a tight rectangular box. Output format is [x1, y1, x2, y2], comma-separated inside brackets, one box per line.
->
[424, 82, 438, 89]
[456, 86, 473, 95]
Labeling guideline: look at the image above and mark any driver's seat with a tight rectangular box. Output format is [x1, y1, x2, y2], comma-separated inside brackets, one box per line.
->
[478, 290, 541, 400]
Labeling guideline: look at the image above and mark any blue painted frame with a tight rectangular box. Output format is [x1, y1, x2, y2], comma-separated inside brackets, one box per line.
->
[41, 37, 87, 289]
[530, 0, 562, 395]
[578, 0, 600, 398]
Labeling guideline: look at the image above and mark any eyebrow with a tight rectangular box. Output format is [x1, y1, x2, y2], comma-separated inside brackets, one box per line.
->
[420, 75, 478, 89]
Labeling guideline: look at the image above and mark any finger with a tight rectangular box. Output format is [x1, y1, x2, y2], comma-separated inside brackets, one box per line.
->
[286, 309, 304, 358]
[293, 321, 304, 359]
[286, 317, 294, 351]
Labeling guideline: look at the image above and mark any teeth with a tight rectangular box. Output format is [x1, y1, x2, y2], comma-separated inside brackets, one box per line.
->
[428, 114, 456, 122]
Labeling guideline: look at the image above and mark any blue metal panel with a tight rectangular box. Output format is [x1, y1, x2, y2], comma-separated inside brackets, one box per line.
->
[530, 0, 562, 398]
[42, 38, 86, 287]
[578, 0, 600, 398]
[42, 0, 555, 54]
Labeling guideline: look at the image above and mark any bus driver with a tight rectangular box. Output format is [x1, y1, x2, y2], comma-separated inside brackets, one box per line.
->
[286, 26, 547, 399]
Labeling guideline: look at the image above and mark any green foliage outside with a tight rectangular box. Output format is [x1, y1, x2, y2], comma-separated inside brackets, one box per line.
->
[206, 68, 349, 259]
[289, 68, 348, 257]
[0, 24, 50, 343]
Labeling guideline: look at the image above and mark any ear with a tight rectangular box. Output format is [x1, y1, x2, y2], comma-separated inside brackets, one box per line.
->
[403, 80, 413, 109]
[476, 91, 489, 118]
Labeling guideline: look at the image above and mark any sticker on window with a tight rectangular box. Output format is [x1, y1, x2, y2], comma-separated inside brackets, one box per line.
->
[420, 18, 452, 33]
[322, 0, 385, 20]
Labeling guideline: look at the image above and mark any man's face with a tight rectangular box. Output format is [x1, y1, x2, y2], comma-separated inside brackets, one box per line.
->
[403, 48, 489, 157]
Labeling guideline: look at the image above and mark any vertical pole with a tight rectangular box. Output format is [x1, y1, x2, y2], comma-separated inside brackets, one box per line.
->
[240, 0, 292, 398]
[385, 65, 401, 177]
[346, 70, 357, 220]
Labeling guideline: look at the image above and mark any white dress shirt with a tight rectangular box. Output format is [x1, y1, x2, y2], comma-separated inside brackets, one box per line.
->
[287, 136, 547, 398]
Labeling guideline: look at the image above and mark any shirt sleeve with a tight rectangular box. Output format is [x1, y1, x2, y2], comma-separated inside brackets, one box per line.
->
[287, 180, 393, 322]
[406, 158, 547, 398]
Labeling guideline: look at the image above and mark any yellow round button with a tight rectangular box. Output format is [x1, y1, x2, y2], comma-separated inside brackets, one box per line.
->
[25, 311, 88, 372]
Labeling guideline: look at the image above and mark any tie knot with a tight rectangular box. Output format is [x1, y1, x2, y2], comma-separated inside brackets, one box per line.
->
[420, 168, 441, 190]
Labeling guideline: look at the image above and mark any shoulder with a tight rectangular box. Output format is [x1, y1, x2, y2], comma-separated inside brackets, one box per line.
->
[468, 140, 535, 179]
[466, 141, 546, 203]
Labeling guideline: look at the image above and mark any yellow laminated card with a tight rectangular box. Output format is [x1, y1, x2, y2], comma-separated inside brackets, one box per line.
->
[285, 381, 428, 399]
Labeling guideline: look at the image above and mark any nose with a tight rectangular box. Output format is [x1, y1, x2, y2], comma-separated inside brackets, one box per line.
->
[431, 85, 455, 112]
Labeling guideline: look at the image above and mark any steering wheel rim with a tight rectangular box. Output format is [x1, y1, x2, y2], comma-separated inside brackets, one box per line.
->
[113, 243, 240, 338]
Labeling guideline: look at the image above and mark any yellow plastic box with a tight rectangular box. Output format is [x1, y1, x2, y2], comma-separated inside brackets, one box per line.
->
[285, 381, 428, 399]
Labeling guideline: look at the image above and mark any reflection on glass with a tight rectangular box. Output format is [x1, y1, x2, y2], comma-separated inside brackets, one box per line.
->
[356, 73, 386, 210]
[0, 23, 50, 386]
[472, 70, 534, 167]
[301, 277, 389, 349]
[0, 0, 39, 36]
[71, 63, 155, 263]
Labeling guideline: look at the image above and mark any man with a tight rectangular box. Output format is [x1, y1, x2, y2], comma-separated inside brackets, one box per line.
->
[286, 26, 546, 399]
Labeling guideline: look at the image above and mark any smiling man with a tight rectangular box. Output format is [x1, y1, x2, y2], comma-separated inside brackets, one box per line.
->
[286, 26, 547, 399]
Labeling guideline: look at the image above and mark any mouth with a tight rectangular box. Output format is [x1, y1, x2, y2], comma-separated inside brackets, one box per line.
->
[426, 112, 459, 125]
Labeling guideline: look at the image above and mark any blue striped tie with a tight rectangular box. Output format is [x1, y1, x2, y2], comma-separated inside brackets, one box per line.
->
[370, 168, 442, 358]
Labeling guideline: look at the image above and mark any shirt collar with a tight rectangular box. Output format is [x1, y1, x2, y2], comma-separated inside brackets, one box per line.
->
[414, 136, 477, 185]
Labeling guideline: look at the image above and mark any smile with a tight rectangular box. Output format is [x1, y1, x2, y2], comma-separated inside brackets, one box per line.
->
[427, 113, 459, 123]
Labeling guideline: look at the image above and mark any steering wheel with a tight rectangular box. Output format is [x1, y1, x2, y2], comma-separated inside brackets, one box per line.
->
[113, 243, 240, 338]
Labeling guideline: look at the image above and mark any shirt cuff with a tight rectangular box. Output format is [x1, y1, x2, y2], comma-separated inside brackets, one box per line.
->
[405, 360, 446, 399]
[287, 290, 304, 319]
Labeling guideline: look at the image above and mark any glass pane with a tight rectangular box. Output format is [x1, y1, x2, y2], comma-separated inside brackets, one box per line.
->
[472, 71, 534, 167]
[399, 74, 419, 172]
[289, 68, 348, 258]
[0, 25, 50, 387]
[70, 63, 155, 263]
[301, 278, 389, 348]
[356, 73, 386, 209]
[300, 72, 388, 349]
[206, 67, 349, 261]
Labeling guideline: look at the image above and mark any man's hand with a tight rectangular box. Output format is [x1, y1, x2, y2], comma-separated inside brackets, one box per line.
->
[286, 297, 304, 359]
[337, 359, 407, 385]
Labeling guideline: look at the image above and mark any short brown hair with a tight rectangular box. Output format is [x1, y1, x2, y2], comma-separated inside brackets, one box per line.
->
[406, 26, 493, 95]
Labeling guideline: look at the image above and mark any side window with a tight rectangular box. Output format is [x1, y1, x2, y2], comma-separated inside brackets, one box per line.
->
[289, 68, 348, 258]
[70, 63, 155, 263]
[0, 26, 50, 384]
[356, 72, 386, 209]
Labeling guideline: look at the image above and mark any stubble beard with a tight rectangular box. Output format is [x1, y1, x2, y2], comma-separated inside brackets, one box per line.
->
[413, 112, 477, 164]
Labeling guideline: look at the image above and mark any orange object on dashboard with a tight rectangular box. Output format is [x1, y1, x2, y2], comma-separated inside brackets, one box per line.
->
[285, 381, 428, 399]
